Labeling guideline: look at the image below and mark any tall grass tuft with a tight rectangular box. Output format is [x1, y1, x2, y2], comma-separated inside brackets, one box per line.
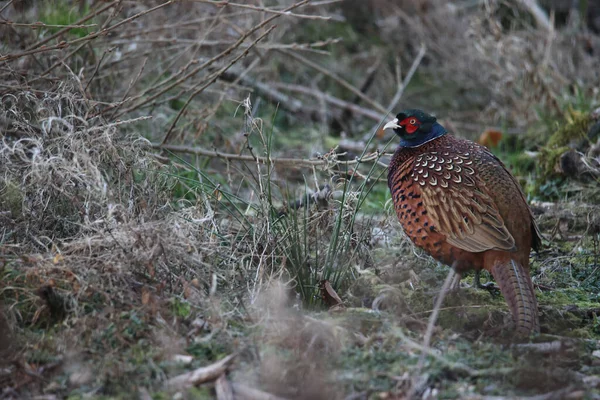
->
[167, 98, 390, 308]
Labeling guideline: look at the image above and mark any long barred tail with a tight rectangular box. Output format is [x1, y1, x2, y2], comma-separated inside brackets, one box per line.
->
[490, 260, 539, 336]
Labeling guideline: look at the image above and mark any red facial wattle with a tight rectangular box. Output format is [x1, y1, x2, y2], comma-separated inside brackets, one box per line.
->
[405, 124, 418, 134]
[399, 117, 420, 134]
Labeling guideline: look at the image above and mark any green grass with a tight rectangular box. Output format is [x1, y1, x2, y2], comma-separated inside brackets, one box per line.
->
[38, 1, 92, 38]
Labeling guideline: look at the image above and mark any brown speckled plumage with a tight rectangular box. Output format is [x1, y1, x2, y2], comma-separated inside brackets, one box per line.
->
[386, 111, 541, 336]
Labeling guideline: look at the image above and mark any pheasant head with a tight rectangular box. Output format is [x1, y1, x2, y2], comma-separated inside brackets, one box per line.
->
[384, 109, 447, 148]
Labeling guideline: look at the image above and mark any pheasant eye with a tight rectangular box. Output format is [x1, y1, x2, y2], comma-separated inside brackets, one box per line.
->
[409, 119, 417, 125]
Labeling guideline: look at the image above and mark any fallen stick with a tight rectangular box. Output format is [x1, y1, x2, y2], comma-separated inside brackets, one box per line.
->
[231, 382, 289, 400]
[165, 353, 237, 391]
[215, 374, 234, 400]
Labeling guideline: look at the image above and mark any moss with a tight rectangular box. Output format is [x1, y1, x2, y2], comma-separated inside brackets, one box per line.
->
[536, 286, 600, 338]
[336, 342, 416, 394]
[538, 145, 570, 178]
[537, 287, 596, 308]
[547, 109, 590, 148]
[403, 286, 510, 334]
[537, 108, 591, 182]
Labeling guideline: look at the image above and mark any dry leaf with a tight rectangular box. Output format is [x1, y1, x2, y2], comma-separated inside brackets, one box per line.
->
[478, 129, 503, 148]
[141, 287, 151, 305]
[52, 253, 64, 264]
[319, 280, 343, 308]
[213, 184, 223, 201]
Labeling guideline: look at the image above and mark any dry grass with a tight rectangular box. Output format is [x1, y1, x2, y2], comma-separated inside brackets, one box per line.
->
[0, 84, 167, 247]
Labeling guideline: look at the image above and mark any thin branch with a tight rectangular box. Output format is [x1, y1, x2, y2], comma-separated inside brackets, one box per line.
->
[278, 49, 388, 114]
[0, 0, 15, 15]
[409, 268, 456, 397]
[153, 143, 390, 168]
[107, 37, 340, 54]
[385, 44, 426, 113]
[394, 328, 477, 376]
[272, 83, 383, 120]
[107, 57, 148, 120]
[83, 47, 114, 92]
[519, 0, 552, 31]
[189, 0, 332, 20]
[0, 21, 97, 29]
[161, 25, 276, 145]
[114, 0, 311, 119]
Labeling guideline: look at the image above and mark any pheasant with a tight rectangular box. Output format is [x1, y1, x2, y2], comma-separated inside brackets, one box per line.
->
[384, 109, 542, 336]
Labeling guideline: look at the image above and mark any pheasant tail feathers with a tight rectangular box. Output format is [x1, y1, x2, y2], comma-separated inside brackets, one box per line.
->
[490, 259, 540, 335]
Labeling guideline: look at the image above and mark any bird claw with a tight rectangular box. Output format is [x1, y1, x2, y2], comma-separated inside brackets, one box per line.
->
[477, 281, 500, 294]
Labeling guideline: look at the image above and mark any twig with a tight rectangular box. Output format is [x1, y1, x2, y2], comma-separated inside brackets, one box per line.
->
[107, 58, 148, 120]
[369, 44, 427, 138]
[0, 21, 97, 29]
[161, 26, 276, 145]
[411, 304, 488, 315]
[215, 374, 234, 400]
[83, 47, 114, 92]
[385, 44, 426, 113]
[88, 116, 153, 132]
[107, 38, 340, 54]
[114, 0, 311, 119]
[231, 383, 289, 400]
[278, 49, 388, 114]
[465, 387, 579, 400]
[395, 328, 477, 376]
[305, 0, 345, 5]
[153, 143, 390, 168]
[409, 268, 456, 397]
[519, 0, 552, 31]
[165, 353, 237, 390]
[219, 71, 323, 119]
[283, 184, 332, 213]
[513, 340, 565, 354]
[0, 0, 15, 15]
[189, 0, 332, 20]
[34, 42, 88, 80]
[338, 53, 383, 127]
[272, 83, 383, 120]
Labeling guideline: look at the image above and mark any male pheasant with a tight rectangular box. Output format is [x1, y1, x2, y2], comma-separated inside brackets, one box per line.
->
[384, 109, 542, 336]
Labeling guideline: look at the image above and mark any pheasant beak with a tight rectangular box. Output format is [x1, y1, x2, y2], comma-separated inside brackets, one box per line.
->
[383, 118, 401, 130]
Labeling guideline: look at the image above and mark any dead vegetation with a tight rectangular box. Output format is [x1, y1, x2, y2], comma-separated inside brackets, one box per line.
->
[0, 0, 599, 399]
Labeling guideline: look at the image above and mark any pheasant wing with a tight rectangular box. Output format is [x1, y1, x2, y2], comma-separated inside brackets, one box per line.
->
[412, 152, 515, 253]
